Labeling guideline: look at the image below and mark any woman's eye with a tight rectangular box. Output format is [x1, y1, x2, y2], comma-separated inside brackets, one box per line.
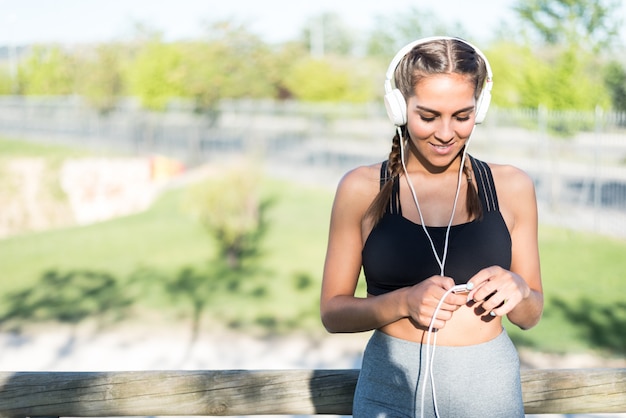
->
[420, 115, 436, 122]
[456, 116, 471, 122]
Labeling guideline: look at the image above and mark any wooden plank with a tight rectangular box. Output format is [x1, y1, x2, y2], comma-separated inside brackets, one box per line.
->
[522, 368, 626, 414]
[0, 370, 359, 417]
[0, 368, 624, 416]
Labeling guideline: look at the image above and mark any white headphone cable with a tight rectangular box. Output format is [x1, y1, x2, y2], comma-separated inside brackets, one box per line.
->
[397, 125, 476, 418]
[397, 125, 474, 276]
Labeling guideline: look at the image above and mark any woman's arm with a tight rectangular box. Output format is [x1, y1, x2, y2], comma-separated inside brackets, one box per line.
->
[320, 165, 466, 333]
[468, 165, 544, 329]
[505, 166, 543, 329]
[320, 165, 405, 333]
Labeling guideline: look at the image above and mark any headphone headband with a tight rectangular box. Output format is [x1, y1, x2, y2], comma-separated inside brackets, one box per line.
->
[383, 36, 493, 126]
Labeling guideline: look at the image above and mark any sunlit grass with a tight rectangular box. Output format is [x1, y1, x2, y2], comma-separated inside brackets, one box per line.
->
[0, 136, 93, 159]
[505, 226, 626, 356]
[0, 136, 624, 355]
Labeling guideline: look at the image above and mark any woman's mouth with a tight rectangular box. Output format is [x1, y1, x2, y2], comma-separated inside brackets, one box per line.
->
[431, 142, 455, 154]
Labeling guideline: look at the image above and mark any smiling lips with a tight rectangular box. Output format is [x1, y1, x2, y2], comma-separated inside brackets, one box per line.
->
[431, 142, 455, 155]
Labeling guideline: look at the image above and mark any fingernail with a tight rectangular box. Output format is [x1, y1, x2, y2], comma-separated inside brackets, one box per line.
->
[489, 311, 496, 317]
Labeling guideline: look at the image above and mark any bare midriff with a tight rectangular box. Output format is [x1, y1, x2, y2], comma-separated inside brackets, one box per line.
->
[377, 303, 503, 346]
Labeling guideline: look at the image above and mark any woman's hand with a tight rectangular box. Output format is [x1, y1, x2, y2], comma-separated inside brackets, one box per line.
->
[404, 276, 469, 329]
[467, 266, 531, 319]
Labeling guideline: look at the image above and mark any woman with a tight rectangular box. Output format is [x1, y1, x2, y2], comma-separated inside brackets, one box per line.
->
[320, 37, 543, 418]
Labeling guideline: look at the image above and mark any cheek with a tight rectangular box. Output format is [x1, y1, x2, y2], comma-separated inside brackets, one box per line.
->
[406, 119, 433, 140]
[457, 122, 475, 138]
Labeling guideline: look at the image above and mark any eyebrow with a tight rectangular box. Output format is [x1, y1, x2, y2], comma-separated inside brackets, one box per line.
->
[415, 105, 475, 115]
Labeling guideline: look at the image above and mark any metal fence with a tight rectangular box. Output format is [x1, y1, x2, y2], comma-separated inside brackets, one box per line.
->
[1, 96, 625, 238]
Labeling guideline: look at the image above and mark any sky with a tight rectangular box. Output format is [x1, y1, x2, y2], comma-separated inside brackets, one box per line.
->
[1, 0, 625, 48]
[0, 0, 522, 46]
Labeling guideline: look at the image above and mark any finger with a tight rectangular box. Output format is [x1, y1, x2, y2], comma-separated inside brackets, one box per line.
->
[429, 309, 454, 329]
[434, 286, 469, 307]
[471, 282, 500, 303]
[466, 283, 486, 303]
[412, 310, 450, 329]
[436, 301, 464, 314]
[467, 269, 497, 300]
[432, 275, 457, 290]
[468, 267, 497, 287]
[427, 318, 447, 330]
[444, 292, 471, 307]
[487, 295, 511, 317]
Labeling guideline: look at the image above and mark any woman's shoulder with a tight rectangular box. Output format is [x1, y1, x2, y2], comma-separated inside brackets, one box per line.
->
[337, 162, 384, 192]
[486, 161, 534, 193]
[485, 161, 537, 221]
[333, 162, 384, 208]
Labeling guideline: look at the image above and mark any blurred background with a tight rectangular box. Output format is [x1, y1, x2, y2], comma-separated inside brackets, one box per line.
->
[0, 0, 625, 416]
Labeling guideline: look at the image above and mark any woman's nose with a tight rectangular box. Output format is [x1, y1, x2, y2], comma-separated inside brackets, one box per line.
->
[434, 120, 454, 142]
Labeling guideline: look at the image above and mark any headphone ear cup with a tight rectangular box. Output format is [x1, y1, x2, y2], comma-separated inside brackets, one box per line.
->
[384, 88, 407, 126]
[475, 90, 491, 124]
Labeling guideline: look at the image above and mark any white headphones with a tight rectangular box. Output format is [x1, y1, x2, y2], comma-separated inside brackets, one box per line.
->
[383, 36, 493, 126]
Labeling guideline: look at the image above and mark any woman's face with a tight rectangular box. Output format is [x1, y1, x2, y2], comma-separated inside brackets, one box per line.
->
[405, 72, 476, 170]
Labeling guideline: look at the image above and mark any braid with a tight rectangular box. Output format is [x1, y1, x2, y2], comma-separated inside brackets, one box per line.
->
[388, 128, 404, 178]
[463, 158, 483, 221]
[364, 128, 404, 225]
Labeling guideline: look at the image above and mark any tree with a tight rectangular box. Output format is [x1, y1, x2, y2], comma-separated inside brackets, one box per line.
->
[126, 39, 186, 111]
[484, 42, 542, 109]
[365, 7, 469, 58]
[179, 21, 278, 115]
[74, 43, 127, 114]
[513, 0, 622, 52]
[264, 41, 309, 100]
[603, 60, 626, 112]
[0, 67, 12, 94]
[283, 56, 376, 102]
[185, 163, 272, 271]
[17, 45, 75, 95]
[174, 164, 273, 349]
[486, 41, 609, 112]
[549, 48, 609, 110]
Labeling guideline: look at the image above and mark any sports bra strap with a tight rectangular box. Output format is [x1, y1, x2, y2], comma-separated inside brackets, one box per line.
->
[379, 156, 500, 216]
[380, 160, 401, 214]
[379, 160, 389, 189]
[470, 156, 499, 212]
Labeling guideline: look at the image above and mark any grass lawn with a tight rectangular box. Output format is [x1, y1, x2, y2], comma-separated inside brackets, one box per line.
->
[0, 175, 335, 334]
[506, 226, 626, 356]
[0, 136, 624, 357]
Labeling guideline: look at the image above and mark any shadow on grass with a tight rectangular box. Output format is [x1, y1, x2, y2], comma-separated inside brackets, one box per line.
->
[164, 261, 278, 362]
[0, 269, 135, 367]
[549, 296, 626, 354]
[0, 263, 318, 367]
[0, 269, 133, 332]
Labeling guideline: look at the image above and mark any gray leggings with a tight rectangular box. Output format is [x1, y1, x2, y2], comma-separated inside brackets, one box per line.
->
[353, 329, 524, 418]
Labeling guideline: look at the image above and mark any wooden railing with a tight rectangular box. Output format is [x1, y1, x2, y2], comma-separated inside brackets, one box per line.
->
[0, 368, 625, 416]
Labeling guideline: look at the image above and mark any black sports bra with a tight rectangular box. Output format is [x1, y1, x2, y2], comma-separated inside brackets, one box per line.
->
[362, 156, 511, 296]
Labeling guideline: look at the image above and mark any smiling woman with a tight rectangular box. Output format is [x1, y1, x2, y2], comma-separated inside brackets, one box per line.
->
[320, 36, 543, 418]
